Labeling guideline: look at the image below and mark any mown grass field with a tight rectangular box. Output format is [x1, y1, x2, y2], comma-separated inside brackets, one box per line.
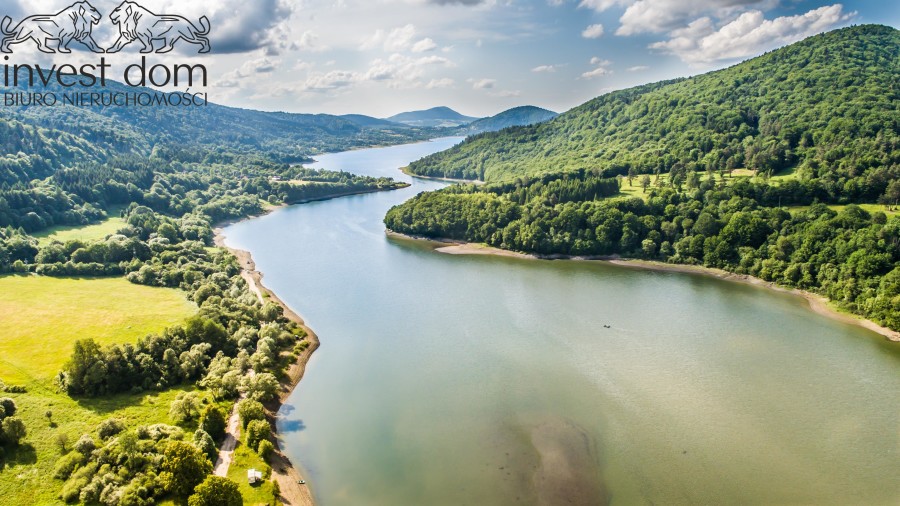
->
[0, 275, 196, 384]
[33, 207, 127, 246]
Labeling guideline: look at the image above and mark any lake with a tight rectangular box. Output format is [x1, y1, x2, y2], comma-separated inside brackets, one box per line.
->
[222, 138, 900, 505]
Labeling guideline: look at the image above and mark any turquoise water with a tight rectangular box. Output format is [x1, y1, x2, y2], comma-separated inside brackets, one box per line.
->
[223, 138, 900, 505]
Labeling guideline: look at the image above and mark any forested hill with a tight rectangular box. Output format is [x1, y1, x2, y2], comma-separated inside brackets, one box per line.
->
[462, 106, 558, 135]
[386, 25, 900, 332]
[0, 72, 438, 184]
[407, 24, 899, 201]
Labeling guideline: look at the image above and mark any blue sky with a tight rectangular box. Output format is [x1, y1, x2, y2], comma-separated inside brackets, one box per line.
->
[3, 0, 898, 117]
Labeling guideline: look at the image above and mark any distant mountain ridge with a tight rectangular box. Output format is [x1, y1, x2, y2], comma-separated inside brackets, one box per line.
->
[462, 106, 557, 135]
[387, 106, 480, 127]
[0, 69, 438, 183]
[339, 114, 407, 129]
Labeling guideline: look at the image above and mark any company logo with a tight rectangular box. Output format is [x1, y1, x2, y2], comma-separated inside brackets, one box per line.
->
[108, 2, 210, 54]
[1, 1, 213, 108]
[1, 2, 105, 54]
[1, 1, 211, 54]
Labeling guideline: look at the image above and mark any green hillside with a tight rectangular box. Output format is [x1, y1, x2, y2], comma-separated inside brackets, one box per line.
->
[407, 25, 899, 204]
[386, 25, 900, 332]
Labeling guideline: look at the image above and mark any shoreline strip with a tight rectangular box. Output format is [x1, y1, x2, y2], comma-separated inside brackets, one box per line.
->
[214, 230, 318, 506]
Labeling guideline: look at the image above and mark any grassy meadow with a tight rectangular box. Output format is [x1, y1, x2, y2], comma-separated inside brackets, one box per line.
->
[0, 275, 196, 384]
[33, 207, 127, 246]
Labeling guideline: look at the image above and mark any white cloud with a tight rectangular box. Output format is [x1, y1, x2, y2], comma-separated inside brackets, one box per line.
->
[300, 70, 360, 92]
[220, 57, 282, 84]
[426, 78, 455, 88]
[363, 53, 454, 88]
[532, 65, 559, 73]
[158, 0, 296, 54]
[579, 0, 627, 12]
[469, 78, 497, 89]
[582, 67, 612, 78]
[627, 65, 649, 71]
[650, 4, 854, 63]
[582, 57, 612, 79]
[615, 0, 773, 36]
[412, 38, 439, 52]
[361, 24, 419, 52]
[297, 31, 328, 52]
[582, 24, 605, 39]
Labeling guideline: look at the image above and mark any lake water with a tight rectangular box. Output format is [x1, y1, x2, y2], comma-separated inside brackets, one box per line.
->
[223, 138, 900, 505]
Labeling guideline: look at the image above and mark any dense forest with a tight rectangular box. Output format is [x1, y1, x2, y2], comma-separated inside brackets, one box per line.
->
[406, 25, 899, 205]
[387, 25, 900, 332]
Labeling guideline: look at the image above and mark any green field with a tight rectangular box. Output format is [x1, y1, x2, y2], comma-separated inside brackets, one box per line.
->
[0, 275, 196, 384]
[227, 442, 276, 505]
[33, 207, 127, 246]
[786, 203, 899, 217]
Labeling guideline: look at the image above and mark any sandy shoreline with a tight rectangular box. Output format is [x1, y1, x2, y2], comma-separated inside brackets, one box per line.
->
[214, 230, 318, 506]
[387, 231, 900, 343]
[399, 166, 485, 185]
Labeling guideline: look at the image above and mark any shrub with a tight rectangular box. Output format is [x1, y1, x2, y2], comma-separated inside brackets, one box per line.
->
[193, 429, 218, 465]
[54, 451, 86, 480]
[257, 439, 274, 460]
[187, 476, 242, 506]
[245, 420, 270, 453]
[71, 434, 96, 455]
[0, 416, 26, 445]
[98, 418, 125, 439]
[0, 397, 16, 418]
[60, 475, 90, 503]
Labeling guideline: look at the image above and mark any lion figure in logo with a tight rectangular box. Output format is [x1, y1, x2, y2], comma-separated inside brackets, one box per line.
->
[107, 1, 211, 54]
[1, 1, 104, 54]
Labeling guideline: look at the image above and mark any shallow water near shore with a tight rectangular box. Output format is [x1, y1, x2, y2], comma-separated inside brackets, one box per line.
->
[223, 138, 900, 505]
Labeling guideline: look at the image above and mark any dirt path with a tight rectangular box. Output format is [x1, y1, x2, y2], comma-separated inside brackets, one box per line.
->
[214, 401, 241, 477]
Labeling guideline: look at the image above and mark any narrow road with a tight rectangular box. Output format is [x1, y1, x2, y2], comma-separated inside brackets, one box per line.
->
[213, 401, 241, 476]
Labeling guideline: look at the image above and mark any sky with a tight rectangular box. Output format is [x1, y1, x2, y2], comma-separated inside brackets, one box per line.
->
[2, 0, 898, 118]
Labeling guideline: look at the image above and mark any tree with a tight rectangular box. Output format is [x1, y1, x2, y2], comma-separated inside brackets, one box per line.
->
[237, 399, 266, 429]
[640, 175, 651, 192]
[0, 397, 16, 418]
[193, 429, 218, 465]
[187, 476, 242, 506]
[98, 418, 125, 439]
[879, 180, 900, 210]
[242, 372, 280, 402]
[161, 440, 213, 497]
[170, 391, 201, 423]
[1, 416, 27, 445]
[199, 405, 227, 442]
[257, 439, 274, 460]
[246, 420, 271, 453]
